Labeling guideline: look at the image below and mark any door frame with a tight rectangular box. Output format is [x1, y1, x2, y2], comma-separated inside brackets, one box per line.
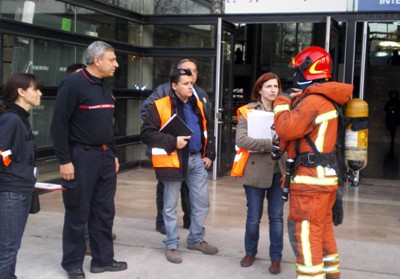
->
[212, 18, 236, 180]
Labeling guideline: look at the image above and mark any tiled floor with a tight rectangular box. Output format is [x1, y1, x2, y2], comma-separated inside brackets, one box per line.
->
[16, 167, 400, 278]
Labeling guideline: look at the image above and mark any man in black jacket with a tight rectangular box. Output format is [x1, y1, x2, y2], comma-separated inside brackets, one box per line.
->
[141, 68, 217, 264]
[51, 41, 127, 279]
[140, 59, 214, 235]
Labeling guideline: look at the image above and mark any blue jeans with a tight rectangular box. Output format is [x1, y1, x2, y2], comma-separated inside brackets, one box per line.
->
[162, 153, 209, 249]
[244, 173, 284, 261]
[0, 191, 31, 279]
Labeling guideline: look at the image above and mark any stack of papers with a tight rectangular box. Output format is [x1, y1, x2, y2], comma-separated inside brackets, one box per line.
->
[247, 110, 274, 140]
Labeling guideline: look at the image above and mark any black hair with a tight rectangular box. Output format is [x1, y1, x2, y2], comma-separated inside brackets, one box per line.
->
[170, 68, 192, 84]
[0, 73, 43, 113]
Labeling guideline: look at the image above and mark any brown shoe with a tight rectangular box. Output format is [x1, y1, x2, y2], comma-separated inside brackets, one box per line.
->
[165, 249, 182, 264]
[85, 244, 91, 256]
[240, 254, 255, 267]
[269, 260, 281, 274]
[187, 241, 218, 255]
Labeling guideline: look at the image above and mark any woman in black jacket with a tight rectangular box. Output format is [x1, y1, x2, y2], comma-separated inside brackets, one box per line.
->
[0, 73, 42, 279]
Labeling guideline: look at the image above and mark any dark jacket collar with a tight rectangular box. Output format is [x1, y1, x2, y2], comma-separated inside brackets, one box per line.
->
[8, 103, 30, 119]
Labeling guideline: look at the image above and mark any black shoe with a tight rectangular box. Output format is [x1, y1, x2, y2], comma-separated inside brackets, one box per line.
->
[67, 269, 85, 279]
[90, 260, 128, 273]
[156, 225, 166, 235]
[183, 222, 190, 229]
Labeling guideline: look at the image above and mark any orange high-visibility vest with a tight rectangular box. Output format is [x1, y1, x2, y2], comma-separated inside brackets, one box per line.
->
[152, 96, 208, 168]
[230, 105, 254, 177]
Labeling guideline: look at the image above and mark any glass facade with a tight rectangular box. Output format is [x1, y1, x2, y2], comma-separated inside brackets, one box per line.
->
[144, 24, 214, 48]
[0, 1, 212, 48]
[1, 0, 118, 37]
[259, 23, 314, 89]
[2, 34, 86, 87]
[0, 0, 217, 175]
[95, 0, 212, 15]
[2, 0, 396, 179]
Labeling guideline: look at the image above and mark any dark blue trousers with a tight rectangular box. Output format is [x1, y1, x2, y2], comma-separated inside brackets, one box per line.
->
[61, 147, 116, 271]
[0, 191, 31, 279]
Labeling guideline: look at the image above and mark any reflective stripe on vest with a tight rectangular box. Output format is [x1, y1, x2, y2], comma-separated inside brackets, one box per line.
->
[195, 97, 208, 157]
[230, 105, 253, 177]
[0, 149, 12, 167]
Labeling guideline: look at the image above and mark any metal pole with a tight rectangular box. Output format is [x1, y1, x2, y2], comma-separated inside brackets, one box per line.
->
[212, 17, 223, 181]
[359, 21, 368, 100]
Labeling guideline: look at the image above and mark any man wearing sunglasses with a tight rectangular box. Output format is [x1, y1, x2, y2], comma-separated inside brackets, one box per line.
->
[140, 59, 214, 235]
[140, 68, 216, 264]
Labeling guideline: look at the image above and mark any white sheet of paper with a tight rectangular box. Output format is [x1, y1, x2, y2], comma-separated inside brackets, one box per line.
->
[247, 110, 274, 140]
[35, 182, 64, 190]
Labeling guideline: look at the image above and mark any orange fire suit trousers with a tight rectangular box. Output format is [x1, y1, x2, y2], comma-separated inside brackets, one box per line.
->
[287, 189, 340, 279]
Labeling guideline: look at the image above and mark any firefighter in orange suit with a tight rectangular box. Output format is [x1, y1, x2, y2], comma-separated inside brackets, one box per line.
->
[273, 46, 353, 279]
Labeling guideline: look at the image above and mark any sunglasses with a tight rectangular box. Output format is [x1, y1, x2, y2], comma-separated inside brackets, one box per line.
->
[175, 68, 192, 76]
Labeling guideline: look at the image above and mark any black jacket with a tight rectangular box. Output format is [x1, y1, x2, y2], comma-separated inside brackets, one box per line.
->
[140, 92, 216, 181]
[141, 82, 215, 158]
[0, 104, 36, 195]
[141, 82, 212, 121]
[50, 68, 116, 164]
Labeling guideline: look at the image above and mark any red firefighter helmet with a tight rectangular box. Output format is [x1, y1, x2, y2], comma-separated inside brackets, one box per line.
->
[290, 46, 332, 80]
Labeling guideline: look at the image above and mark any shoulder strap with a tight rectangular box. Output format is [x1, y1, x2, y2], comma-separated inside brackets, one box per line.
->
[293, 94, 352, 185]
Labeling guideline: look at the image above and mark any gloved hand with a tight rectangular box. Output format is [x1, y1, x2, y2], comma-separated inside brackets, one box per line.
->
[284, 88, 303, 99]
[332, 187, 344, 226]
[270, 125, 282, 160]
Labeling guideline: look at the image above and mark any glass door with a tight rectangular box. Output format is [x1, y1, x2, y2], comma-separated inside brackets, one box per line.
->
[325, 16, 348, 83]
[212, 18, 236, 180]
[361, 21, 400, 180]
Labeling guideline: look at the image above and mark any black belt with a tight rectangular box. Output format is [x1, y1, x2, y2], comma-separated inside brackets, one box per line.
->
[72, 143, 110, 151]
[295, 152, 335, 168]
[189, 151, 200, 156]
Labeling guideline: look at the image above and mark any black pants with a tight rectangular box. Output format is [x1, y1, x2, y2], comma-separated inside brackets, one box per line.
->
[61, 147, 116, 271]
[156, 180, 191, 228]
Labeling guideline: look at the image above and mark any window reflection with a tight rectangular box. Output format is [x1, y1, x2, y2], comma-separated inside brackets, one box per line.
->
[2, 34, 86, 86]
[94, 0, 212, 15]
[0, 1, 212, 48]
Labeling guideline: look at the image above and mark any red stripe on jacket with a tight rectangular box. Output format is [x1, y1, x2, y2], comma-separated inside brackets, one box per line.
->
[78, 104, 115, 110]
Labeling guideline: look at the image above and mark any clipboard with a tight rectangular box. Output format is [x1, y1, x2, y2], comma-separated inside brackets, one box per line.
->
[159, 114, 193, 136]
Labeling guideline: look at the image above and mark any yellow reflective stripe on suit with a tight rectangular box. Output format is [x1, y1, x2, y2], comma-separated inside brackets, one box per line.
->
[273, 104, 290, 114]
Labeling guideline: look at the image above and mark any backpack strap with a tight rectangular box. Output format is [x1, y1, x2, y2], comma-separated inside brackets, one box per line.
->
[292, 94, 351, 185]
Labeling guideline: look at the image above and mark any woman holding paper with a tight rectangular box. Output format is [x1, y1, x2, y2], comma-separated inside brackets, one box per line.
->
[0, 73, 42, 279]
[234, 72, 285, 274]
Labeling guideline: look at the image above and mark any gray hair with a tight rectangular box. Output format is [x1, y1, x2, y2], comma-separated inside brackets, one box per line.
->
[177, 58, 196, 69]
[85, 41, 114, 65]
